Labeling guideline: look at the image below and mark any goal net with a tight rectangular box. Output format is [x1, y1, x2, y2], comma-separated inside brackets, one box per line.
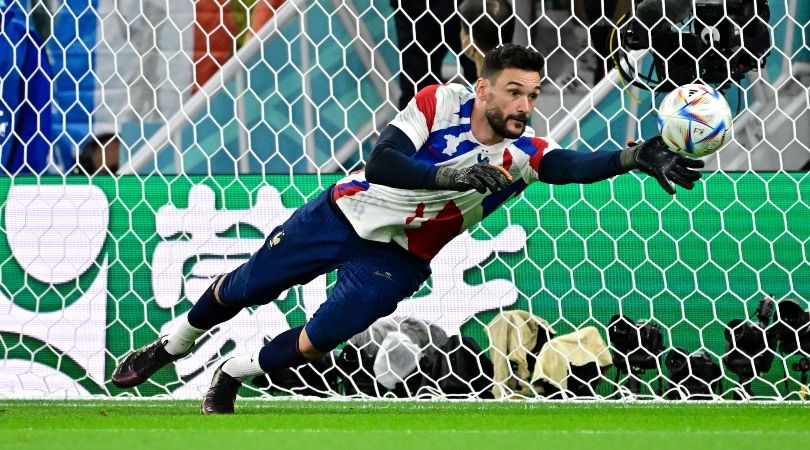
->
[1, 0, 809, 401]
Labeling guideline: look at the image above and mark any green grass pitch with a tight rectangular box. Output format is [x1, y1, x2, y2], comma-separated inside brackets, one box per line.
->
[1, 400, 808, 450]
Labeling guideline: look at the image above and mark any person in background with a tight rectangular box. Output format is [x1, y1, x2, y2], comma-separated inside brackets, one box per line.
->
[74, 134, 120, 176]
[48, 0, 236, 174]
[390, 0, 478, 109]
[0, 0, 52, 175]
[458, 0, 515, 75]
[249, 0, 287, 36]
[573, 0, 632, 84]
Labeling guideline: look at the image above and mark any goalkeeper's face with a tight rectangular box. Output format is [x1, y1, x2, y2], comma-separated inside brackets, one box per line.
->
[482, 68, 541, 139]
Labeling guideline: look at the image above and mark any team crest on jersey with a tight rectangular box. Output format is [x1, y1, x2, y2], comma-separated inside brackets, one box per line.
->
[266, 229, 284, 249]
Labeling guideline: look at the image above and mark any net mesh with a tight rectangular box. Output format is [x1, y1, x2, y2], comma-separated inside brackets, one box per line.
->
[1, 0, 809, 400]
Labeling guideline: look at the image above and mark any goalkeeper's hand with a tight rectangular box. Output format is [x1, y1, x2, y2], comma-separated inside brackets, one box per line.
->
[621, 137, 704, 195]
[435, 163, 512, 194]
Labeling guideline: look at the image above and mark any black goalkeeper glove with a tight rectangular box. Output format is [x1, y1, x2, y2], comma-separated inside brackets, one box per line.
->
[621, 136, 704, 195]
[435, 163, 512, 194]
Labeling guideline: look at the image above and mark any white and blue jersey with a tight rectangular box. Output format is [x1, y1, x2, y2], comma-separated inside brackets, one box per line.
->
[333, 83, 558, 260]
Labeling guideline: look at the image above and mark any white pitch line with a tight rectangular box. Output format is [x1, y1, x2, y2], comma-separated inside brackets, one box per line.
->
[3, 428, 810, 436]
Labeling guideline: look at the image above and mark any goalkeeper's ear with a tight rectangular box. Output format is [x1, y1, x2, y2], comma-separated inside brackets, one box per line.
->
[474, 77, 490, 100]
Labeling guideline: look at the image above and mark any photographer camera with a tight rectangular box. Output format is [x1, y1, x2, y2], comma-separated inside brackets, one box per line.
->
[722, 296, 777, 399]
[771, 298, 810, 398]
[607, 315, 665, 395]
[618, 0, 771, 88]
[664, 347, 721, 400]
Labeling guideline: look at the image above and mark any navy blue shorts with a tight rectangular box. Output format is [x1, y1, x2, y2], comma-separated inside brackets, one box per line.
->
[217, 187, 432, 352]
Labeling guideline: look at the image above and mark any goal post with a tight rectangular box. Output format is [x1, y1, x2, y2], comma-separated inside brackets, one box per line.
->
[0, 0, 809, 400]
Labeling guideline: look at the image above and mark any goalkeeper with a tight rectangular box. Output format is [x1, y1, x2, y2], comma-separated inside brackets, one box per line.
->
[113, 44, 703, 413]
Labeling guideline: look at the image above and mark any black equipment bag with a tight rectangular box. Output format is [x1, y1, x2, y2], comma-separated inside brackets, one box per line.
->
[252, 352, 341, 397]
[405, 335, 494, 399]
[536, 361, 604, 398]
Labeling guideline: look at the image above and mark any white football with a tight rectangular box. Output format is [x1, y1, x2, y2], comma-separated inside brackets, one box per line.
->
[657, 83, 732, 158]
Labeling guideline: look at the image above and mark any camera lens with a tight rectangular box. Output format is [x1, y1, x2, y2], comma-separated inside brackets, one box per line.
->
[665, 348, 688, 374]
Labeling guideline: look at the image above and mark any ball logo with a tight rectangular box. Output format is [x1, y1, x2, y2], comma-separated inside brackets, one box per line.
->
[0, 109, 8, 140]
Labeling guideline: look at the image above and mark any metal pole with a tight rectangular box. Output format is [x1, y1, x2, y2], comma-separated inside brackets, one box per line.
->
[320, 0, 399, 172]
[300, 12, 317, 173]
[236, 71, 250, 174]
[117, 0, 306, 175]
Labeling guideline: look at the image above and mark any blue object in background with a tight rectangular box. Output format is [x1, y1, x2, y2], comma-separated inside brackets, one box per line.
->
[0, 1, 52, 175]
[47, 0, 98, 172]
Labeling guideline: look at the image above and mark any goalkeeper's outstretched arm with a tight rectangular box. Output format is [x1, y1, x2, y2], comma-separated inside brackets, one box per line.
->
[537, 137, 704, 194]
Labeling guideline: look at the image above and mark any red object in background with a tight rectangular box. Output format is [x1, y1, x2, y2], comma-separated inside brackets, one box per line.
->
[251, 0, 287, 35]
[192, 0, 287, 92]
[193, 0, 236, 92]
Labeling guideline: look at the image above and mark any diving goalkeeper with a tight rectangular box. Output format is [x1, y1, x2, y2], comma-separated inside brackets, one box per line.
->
[112, 44, 703, 413]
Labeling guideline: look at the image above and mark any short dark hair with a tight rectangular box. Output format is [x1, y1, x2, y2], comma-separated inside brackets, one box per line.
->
[479, 44, 545, 81]
[458, 0, 515, 54]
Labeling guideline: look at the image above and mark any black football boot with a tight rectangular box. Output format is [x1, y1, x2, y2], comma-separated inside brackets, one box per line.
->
[112, 338, 191, 388]
[200, 361, 242, 415]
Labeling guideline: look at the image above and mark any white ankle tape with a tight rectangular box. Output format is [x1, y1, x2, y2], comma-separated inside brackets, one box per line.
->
[221, 349, 264, 381]
[163, 317, 206, 356]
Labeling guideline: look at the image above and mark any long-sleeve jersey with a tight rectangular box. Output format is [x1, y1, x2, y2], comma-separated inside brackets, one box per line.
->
[333, 83, 626, 260]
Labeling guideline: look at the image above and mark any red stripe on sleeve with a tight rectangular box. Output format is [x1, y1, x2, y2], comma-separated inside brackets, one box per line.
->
[528, 137, 549, 173]
[414, 84, 440, 132]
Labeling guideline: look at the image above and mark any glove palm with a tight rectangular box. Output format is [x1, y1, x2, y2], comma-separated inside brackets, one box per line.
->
[627, 137, 705, 195]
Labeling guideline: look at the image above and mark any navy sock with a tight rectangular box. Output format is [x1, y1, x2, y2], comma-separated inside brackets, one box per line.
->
[186, 279, 241, 330]
[257, 326, 309, 373]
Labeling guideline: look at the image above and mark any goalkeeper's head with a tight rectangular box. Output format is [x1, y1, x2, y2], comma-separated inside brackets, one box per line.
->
[479, 44, 545, 81]
[476, 44, 544, 139]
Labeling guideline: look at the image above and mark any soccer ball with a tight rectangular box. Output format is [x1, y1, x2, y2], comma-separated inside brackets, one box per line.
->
[657, 83, 732, 158]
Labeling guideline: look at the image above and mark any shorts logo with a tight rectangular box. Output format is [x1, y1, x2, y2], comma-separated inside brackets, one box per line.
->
[373, 270, 393, 281]
[266, 229, 285, 249]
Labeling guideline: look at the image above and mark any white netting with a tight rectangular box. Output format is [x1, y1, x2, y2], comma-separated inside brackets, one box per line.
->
[0, 0, 809, 401]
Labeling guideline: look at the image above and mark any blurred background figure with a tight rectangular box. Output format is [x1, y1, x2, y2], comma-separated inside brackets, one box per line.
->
[74, 133, 120, 176]
[458, 0, 515, 75]
[47, 0, 239, 174]
[0, 0, 52, 175]
[573, 0, 631, 84]
[249, 0, 287, 36]
[390, 0, 478, 109]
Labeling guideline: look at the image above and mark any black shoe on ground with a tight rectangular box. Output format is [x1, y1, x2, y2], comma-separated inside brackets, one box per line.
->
[200, 361, 242, 415]
[112, 338, 190, 388]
